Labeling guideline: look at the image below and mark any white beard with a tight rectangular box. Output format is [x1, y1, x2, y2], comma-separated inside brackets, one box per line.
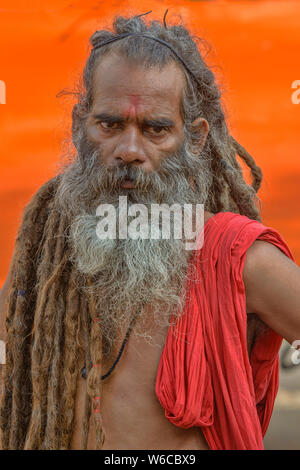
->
[57, 135, 212, 354]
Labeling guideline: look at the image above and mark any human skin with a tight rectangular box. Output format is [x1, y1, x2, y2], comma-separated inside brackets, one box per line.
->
[84, 53, 209, 176]
[1, 54, 300, 449]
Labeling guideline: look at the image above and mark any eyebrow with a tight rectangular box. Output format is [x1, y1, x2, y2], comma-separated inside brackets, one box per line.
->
[92, 113, 175, 128]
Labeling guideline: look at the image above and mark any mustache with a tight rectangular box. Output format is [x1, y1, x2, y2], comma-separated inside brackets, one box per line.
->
[92, 159, 185, 198]
[102, 163, 152, 191]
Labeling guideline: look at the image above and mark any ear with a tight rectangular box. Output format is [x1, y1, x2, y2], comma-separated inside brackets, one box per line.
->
[190, 117, 209, 153]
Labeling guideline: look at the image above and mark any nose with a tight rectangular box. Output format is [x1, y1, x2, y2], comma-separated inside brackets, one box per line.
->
[113, 126, 147, 166]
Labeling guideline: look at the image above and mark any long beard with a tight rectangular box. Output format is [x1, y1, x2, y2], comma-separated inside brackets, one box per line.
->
[56, 133, 212, 355]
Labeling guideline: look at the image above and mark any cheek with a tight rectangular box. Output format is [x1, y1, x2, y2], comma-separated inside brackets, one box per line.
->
[156, 134, 184, 160]
[86, 123, 102, 143]
[85, 124, 112, 161]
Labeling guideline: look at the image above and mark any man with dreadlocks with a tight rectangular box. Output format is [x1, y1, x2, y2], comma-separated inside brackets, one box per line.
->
[1, 11, 300, 451]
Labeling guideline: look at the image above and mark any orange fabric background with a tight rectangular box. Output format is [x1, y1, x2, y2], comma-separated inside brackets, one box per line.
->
[0, 0, 300, 286]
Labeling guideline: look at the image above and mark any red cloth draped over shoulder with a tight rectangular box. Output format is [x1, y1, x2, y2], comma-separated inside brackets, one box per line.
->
[155, 211, 294, 450]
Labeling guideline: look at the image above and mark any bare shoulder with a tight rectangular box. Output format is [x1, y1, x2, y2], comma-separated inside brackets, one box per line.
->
[243, 239, 298, 290]
[244, 239, 291, 267]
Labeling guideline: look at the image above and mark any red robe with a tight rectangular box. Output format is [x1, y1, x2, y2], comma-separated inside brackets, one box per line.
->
[156, 212, 294, 450]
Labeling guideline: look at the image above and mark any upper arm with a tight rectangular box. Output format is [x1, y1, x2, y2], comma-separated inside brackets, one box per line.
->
[243, 240, 300, 345]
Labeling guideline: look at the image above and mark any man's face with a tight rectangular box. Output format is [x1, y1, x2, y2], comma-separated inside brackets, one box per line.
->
[85, 53, 186, 185]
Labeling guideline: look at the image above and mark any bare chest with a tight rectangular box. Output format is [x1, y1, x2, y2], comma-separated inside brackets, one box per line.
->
[70, 314, 260, 450]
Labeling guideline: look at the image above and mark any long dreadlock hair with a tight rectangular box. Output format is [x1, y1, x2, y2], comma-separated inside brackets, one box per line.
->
[0, 12, 263, 449]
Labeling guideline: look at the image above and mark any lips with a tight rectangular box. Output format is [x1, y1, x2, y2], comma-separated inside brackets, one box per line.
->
[120, 180, 136, 189]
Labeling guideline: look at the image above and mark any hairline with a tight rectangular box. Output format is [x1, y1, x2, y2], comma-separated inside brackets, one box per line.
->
[90, 48, 191, 125]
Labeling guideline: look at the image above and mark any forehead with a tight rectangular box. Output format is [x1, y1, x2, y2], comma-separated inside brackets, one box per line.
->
[91, 53, 186, 118]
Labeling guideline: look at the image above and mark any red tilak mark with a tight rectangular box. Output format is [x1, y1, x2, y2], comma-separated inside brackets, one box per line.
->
[123, 104, 136, 119]
[94, 397, 101, 400]
[122, 95, 141, 119]
[94, 409, 100, 413]
[93, 364, 100, 368]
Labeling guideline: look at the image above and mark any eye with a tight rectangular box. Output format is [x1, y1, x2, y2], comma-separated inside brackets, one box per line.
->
[146, 126, 168, 136]
[97, 121, 120, 130]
